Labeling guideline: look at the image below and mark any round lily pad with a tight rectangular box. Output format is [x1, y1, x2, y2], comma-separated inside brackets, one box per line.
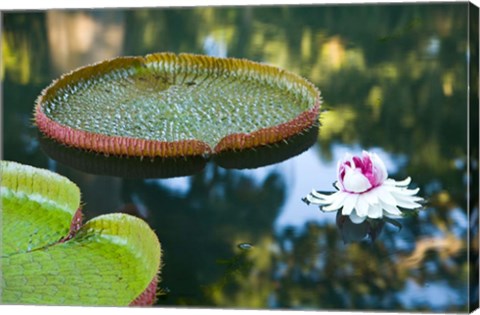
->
[35, 53, 321, 158]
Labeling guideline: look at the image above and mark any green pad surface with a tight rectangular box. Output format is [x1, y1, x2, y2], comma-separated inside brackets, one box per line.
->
[1, 161, 161, 306]
[35, 53, 320, 157]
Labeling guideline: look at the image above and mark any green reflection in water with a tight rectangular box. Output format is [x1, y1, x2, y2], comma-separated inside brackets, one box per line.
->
[2, 3, 475, 312]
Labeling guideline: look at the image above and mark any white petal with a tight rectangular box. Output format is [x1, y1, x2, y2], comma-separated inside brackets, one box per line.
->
[394, 198, 422, 209]
[391, 191, 423, 203]
[370, 152, 388, 181]
[355, 195, 369, 217]
[380, 200, 402, 216]
[368, 205, 383, 219]
[342, 193, 358, 215]
[392, 187, 420, 196]
[343, 167, 372, 193]
[322, 192, 348, 211]
[382, 179, 396, 186]
[393, 177, 411, 186]
[322, 191, 348, 204]
[376, 186, 398, 206]
[306, 194, 327, 205]
[383, 211, 402, 219]
[363, 189, 379, 206]
[309, 192, 343, 208]
[336, 160, 344, 183]
[390, 190, 423, 209]
[349, 210, 367, 224]
[310, 189, 329, 200]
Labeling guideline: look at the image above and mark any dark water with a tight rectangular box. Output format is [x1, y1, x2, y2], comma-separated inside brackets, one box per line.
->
[2, 3, 478, 312]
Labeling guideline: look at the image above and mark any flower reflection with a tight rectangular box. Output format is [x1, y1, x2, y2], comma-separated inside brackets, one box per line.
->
[304, 151, 424, 224]
[335, 211, 386, 243]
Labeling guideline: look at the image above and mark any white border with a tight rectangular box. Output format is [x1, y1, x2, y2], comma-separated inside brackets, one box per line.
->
[1, 1, 478, 315]
[0, 0, 476, 10]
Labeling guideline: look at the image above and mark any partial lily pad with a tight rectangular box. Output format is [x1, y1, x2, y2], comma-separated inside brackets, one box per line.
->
[35, 53, 321, 158]
[0, 160, 161, 306]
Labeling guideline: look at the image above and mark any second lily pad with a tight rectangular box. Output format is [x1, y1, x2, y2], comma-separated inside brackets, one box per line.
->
[35, 53, 321, 158]
[1, 160, 161, 306]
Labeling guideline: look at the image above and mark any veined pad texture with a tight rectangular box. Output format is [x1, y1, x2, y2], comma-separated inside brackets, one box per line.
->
[1, 160, 162, 306]
[35, 53, 321, 158]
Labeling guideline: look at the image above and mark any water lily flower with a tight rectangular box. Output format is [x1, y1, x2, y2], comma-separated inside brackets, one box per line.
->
[304, 151, 423, 224]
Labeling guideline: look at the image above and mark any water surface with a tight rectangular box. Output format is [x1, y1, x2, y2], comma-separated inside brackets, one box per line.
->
[2, 3, 477, 311]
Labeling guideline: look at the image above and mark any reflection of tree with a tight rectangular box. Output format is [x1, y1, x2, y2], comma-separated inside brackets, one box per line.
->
[119, 164, 285, 306]
[271, 7, 473, 311]
[2, 13, 52, 84]
[46, 10, 125, 75]
[122, 8, 202, 55]
[271, 222, 467, 311]
[2, 13, 52, 167]
[274, 223, 404, 310]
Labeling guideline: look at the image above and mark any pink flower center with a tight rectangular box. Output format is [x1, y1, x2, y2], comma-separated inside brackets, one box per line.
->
[338, 152, 386, 193]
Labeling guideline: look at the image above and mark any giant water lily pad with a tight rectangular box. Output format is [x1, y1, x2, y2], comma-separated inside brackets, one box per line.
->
[35, 53, 321, 158]
[0, 160, 161, 306]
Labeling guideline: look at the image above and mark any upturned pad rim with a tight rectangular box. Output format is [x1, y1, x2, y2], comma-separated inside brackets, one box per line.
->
[35, 52, 321, 158]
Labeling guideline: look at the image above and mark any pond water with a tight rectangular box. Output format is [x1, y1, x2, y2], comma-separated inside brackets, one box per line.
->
[2, 3, 478, 312]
